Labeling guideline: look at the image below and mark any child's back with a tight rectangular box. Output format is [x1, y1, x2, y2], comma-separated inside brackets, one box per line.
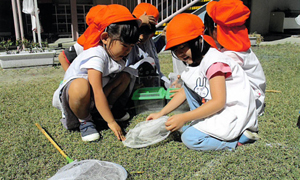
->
[206, 0, 266, 115]
[222, 48, 266, 115]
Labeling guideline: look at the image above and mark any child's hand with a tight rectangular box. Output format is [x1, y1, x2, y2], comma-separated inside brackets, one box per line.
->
[170, 75, 182, 89]
[139, 12, 156, 27]
[107, 121, 126, 141]
[146, 112, 163, 121]
[165, 114, 186, 132]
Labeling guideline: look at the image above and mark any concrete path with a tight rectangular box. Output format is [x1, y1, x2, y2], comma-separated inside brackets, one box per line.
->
[260, 35, 300, 45]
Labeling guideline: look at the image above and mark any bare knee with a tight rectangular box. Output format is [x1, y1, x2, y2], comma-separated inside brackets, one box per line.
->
[68, 78, 91, 118]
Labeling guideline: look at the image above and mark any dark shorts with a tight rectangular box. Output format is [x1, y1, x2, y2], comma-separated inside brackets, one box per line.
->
[60, 79, 95, 130]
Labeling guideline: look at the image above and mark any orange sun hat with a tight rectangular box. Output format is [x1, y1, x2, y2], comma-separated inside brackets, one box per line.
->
[78, 4, 141, 50]
[206, 0, 251, 52]
[77, 5, 107, 46]
[85, 5, 107, 26]
[165, 13, 217, 50]
[132, 3, 160, 22]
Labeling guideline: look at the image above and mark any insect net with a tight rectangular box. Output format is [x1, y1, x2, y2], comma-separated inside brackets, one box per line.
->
[123, 116, 170, 148]
[49, 159, 127, 180]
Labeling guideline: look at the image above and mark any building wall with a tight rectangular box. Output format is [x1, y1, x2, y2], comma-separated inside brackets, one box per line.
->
[94, 0, 111, 4]
[249, 0, 300, 35]
[94, 0, 137, 11]
[0, 0, 14, 37]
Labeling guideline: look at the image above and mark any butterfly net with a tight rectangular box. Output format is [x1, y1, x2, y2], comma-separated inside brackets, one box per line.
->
[49, 159, 127, 180]
[123, 116, 170, 148]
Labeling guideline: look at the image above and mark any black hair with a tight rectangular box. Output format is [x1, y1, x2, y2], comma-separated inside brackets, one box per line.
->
[170, 36, 210, 67]
[204, 12, 215, 36]
[139, 23, 156, 35]
[105, 20, 140, 48]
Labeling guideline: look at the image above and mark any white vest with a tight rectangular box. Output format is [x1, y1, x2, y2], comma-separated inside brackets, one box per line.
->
[181, 48, 258, 141]
[222, 48, 266, 115]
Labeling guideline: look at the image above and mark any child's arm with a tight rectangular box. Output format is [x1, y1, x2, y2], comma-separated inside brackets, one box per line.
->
[146, 88, 186, 120]
[58, 51, 70, 71]
[165, 74, 226, 132]
[88, 69, 125, 141]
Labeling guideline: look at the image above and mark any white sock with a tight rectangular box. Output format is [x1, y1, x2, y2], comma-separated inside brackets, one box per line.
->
[79, 114, 92, 123]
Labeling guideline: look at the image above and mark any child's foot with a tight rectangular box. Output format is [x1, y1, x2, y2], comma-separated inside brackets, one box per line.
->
[80, 121, 100, 142]
[238, 130, 260, 145]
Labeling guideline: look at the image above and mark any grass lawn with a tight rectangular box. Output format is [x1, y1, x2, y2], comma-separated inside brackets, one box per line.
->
[1, 44, 300, 179]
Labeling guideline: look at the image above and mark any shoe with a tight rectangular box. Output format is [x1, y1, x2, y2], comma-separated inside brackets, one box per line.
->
[111, 105, 131, 122]
[238, 130, 260, 145]
[79, 121, 100, 142]
[115, 112, 130, 122]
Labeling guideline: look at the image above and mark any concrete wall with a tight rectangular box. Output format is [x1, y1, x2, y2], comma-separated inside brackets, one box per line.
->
[249, 0, 300, 35]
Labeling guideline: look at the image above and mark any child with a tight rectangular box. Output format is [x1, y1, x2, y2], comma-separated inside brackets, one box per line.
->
[58, 5, 105, 71]
[205, 0, 266, 117]
[58, 4, 157, 72]
[127, 3, 169, 88]
[115, 3, 169, 116]
[58, 42, 84, 71]
[146, 13, 258, 151]
[52, 4, 141, 142]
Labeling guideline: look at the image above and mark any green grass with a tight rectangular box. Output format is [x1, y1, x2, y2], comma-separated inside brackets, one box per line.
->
[1, 44, 300, 179]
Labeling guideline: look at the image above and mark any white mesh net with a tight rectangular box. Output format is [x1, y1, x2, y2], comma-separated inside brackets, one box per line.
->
[122, 116, 170, 148]
[49, 160, 127, 180]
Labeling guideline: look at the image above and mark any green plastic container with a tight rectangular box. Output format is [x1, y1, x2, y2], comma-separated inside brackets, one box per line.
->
[165, 88, 190, 112]
[132, 87, 166, 114]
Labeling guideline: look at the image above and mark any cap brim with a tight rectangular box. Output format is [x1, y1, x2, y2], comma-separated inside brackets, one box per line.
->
[165, 35, 217, 50]
[165, 35, 198, 50]
[217, 25, 250, 52]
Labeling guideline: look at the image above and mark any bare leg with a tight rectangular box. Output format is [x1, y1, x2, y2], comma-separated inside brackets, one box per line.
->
[68, 78, 91, 119]
[103, 72, 130, 106]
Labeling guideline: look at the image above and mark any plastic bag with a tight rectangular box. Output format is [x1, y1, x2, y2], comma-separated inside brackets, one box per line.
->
[22, 0, 35, 15]
[49, 160, 127, 180]
[123, 116, 170, 148]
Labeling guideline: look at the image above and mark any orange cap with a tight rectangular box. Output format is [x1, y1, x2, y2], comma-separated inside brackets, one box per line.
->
[206, 0, 251, 52]
[165, 13, 217, 50]
[85, 5, 107, 26]
[78, 4, 140, 50]
[132, 3, 159, 22]
[77, 5, 107, 46]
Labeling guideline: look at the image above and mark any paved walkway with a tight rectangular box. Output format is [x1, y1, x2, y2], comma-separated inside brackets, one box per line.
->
[260, 35, 300, 45]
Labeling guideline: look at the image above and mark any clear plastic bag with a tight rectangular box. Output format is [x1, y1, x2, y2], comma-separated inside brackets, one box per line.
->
[123, 116, 170, 148]
[22, 0, 35, 15]
[49, 160, 127, 180]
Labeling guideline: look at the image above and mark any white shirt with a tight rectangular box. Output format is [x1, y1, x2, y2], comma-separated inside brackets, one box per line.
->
[52, 45, 125, 111]
[73, 42, 84, 55]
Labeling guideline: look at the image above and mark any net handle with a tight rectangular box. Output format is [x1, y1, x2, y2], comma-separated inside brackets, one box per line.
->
[35, 123, 74, 163]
